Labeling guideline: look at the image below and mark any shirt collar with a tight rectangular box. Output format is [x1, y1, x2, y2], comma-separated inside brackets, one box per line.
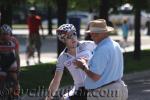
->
[63, 42, 80, 55]
[97, 37, 110, 47]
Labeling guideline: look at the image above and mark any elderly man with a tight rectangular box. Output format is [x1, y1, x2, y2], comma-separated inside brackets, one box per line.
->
[74, 19, 128, 100]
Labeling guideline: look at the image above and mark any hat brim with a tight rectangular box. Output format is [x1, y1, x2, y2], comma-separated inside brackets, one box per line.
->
[85, 26, 114, 33]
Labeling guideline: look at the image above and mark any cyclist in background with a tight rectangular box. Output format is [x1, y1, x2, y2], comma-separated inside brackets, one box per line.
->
[0, 24, 20, 97]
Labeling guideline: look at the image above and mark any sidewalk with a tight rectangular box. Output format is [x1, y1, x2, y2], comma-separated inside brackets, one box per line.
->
[17, 35, 57, 67]
[17, 33, 150, 67]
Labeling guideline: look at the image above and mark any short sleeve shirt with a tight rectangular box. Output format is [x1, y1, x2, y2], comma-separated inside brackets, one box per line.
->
[85, 37, 124, 89]
[56, 40, 96, 89]
[27, 15, 41, 34]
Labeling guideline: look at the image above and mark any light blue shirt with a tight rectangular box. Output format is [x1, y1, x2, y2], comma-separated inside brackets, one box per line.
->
[85, 37, 124, 89]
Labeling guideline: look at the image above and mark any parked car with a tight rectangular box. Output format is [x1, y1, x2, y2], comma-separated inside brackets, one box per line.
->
[109, 3, 150, 28]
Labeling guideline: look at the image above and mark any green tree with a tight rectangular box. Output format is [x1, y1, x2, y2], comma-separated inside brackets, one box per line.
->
[134, 1, 141, 60]
[0, 4, 12, 26]
[99, 0, 109, 21]
[0, 0, 26, 26]
[56, 0, 68, 55]
[133, 0, 148, 60]
[68, 0, 99, 12]
[43, 0, 56, 36]
[44, 0, 56, 36]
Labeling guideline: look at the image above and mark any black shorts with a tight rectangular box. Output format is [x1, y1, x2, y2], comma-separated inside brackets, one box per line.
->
[69, 87, 87, 100]
[28, 35, 41, 51]
[0, 52, 16, 72]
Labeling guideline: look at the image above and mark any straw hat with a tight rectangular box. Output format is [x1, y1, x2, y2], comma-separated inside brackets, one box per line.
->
[86, 19, 114, 33]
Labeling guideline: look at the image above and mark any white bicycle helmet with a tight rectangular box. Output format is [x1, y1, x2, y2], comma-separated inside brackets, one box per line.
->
[56, 24, 77, 42]
[0, 24, 12, 35]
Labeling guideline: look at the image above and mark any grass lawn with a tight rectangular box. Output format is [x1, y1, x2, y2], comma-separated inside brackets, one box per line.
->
[20, 62, 73, 91]
[124, 50, 150, 73]
[20, 50, 150, 91]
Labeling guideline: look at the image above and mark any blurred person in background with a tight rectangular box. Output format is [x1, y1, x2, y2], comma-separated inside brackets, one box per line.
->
[0, 24, 20, 97]
[146, 20, 150, 36]
[26, 7, 44, 65]
[121, 19, 129, 43]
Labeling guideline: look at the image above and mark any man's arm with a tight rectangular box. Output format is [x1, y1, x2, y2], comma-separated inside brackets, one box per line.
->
[73, 58, 100, 81]
[40, 24, 45, 39]
[39, 18, 44, 38]
[45, 70, 63, 100]
[40, 24, 44, 33]
[83, 67, 101, 81]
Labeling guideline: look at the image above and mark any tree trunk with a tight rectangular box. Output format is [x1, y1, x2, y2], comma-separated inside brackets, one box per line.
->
[47, 6, 52, 35]
[0, 4, 12, 26]
[56, 0, 67, 56]
[134, 0, 141, 60]
[99, 0, 109, 22]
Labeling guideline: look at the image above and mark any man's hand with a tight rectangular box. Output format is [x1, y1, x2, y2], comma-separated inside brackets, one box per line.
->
[73, 57, 88, 71]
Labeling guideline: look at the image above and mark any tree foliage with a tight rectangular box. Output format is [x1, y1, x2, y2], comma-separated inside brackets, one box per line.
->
[56, 0, 68, 55]
[68, 0, 99, 12]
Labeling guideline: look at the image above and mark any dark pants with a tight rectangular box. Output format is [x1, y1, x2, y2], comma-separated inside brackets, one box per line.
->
[28, 34, 41, 52]
[0, 52, 16, 72]
[69, 87, 87, 100]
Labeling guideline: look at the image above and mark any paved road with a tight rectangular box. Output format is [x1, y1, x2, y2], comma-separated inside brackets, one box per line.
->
[124, 70, 150, 100]
[17, 35, 57, 67]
